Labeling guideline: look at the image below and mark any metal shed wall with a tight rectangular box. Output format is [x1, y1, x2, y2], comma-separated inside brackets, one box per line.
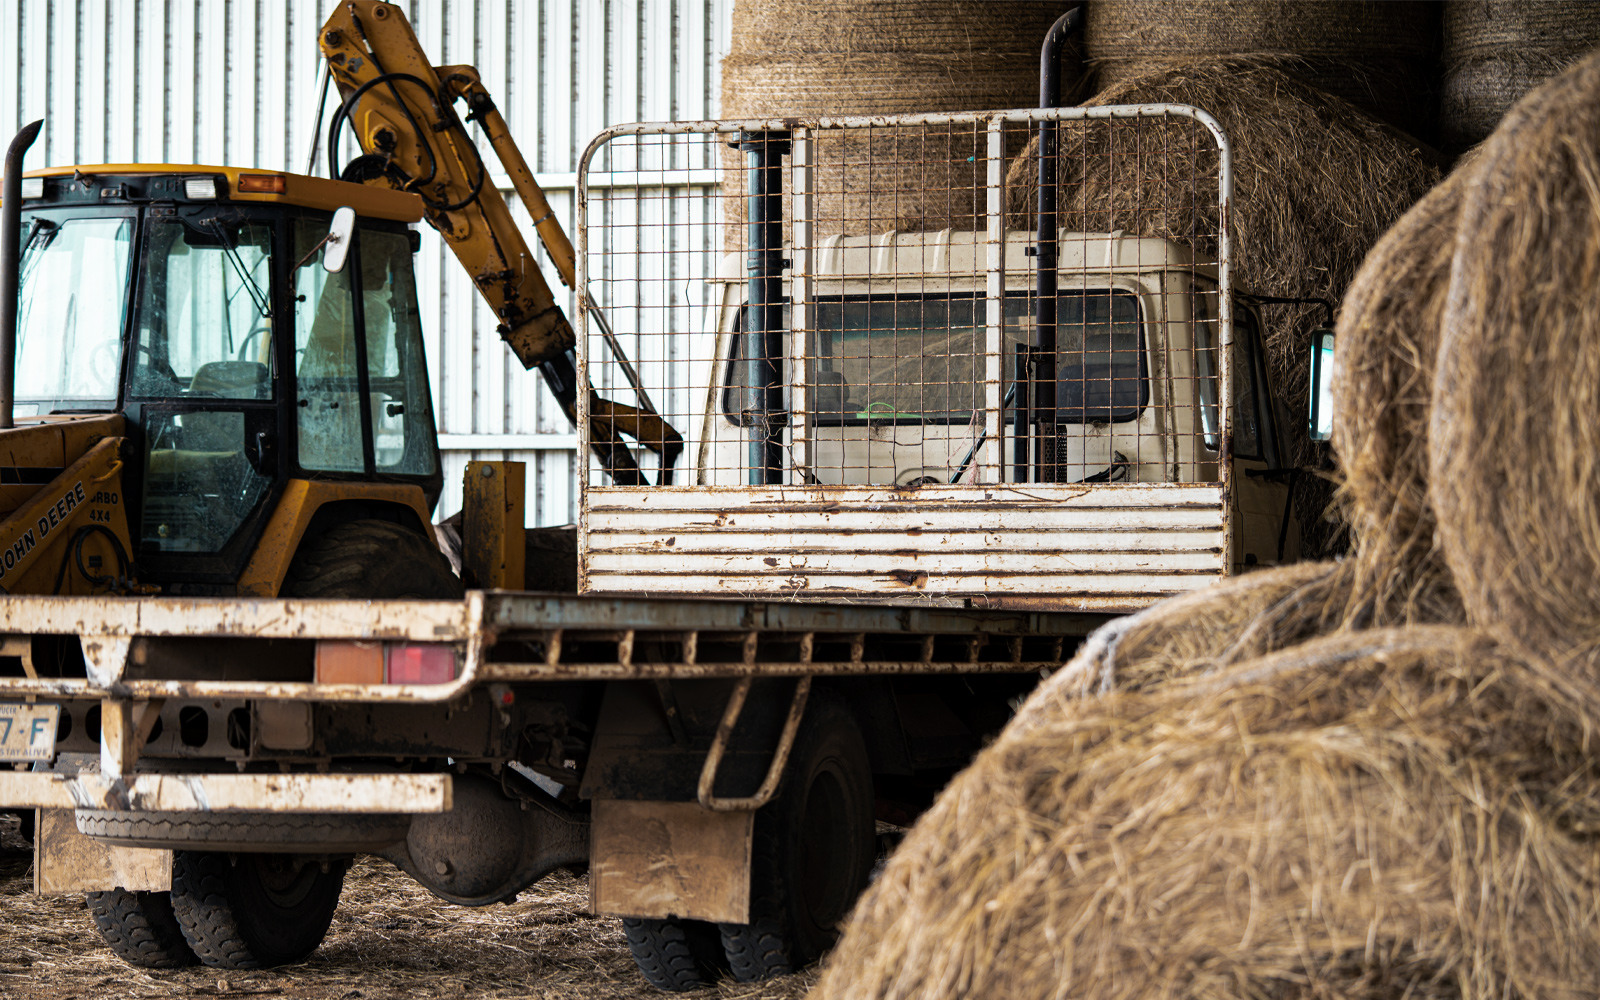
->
[0, 0, 732, 525]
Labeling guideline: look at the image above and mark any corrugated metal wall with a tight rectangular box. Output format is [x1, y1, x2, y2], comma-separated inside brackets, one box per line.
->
[0, 0, 732, 525]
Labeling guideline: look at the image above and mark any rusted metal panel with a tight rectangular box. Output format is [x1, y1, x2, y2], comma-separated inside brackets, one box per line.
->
[584, 484, 1225, 602]
[35, 808, 171, 895]
[589, 799, 752, 923]
[0, 593, 479, 641]
[0, 772, 452, 812]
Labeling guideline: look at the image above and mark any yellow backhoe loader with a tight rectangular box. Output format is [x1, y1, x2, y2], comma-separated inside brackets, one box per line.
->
[0, 0, 677, 622]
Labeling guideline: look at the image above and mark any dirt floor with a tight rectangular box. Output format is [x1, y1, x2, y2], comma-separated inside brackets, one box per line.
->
[0, 825, 817, 1000]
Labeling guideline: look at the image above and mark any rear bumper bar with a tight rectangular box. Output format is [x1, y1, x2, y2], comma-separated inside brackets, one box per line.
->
[0, 771, 451, 813]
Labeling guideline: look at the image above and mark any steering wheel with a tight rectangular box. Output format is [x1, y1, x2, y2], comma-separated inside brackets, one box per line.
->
[236, 322, 272, 362]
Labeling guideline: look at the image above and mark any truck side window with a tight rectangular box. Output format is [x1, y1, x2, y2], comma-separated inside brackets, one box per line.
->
[1193, 291, 1271, 461]
[1232, 308, 1264, 461]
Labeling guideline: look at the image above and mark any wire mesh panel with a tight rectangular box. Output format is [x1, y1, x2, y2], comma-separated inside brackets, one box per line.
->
[577, 107, 1266, 609]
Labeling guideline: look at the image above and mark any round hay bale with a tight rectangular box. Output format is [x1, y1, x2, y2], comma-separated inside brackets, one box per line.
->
[1328, 160, 1480, 630]
[814, 626, 1600, 1000]
[1084, 1, 1441, 139]
[1053, 559, 1348, 697]
[1006, 59, 1444, 556]
[1429, 49, 1600, 677]
[1441, 1, 1600, 152]
[720, 1, 1084, 243]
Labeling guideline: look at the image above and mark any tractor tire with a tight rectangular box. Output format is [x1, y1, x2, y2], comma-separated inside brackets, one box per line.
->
[718, 695, 875, 981]
[623, 917, 729, 991]
[171, 851, 348, 969]
[87, 888, 198, 969]
[76, 809, 410, 853]
[282, 518, 462, 599]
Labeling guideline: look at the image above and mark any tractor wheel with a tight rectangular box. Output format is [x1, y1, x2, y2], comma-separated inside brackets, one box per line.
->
[171, 851, 348, 969]
[282, 518, 461, 599]
[719, 695, 875, 981]
[87, 888, 198, 969]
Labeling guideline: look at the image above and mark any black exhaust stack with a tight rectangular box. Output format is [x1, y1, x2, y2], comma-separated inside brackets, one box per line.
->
[1019, 8, 1082, 482]
[0, 120, 43, 431]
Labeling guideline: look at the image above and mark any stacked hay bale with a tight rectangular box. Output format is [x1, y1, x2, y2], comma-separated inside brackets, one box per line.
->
[1429, 48, 1600, 684]
[1327, 163, 1472, 629]
[811, 49, 1600, 1000]
[817, 628, 1600, 1000]
[1084, 0, 1441, 140]
[719, 0, 1083, 241]
[1440, 1, 1600, 153]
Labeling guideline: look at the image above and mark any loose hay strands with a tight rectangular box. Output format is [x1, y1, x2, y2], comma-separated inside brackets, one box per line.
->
[1005, 59, 1442, 505]
[0, 852, 818, 1000]
[1051, 560, 1349, 698]
[1328, 161, 1480, 631]
[1429, 48, 1600, 684]
[812, 627, 1600, 1000]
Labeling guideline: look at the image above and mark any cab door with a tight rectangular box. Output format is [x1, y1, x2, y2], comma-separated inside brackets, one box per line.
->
[1228, 303, 1297, 568]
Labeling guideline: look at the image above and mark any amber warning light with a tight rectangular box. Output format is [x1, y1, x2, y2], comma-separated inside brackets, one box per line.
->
[237, 173, 288, 194]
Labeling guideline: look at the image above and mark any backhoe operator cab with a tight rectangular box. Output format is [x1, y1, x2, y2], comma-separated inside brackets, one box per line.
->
[13, 165, 445, 595]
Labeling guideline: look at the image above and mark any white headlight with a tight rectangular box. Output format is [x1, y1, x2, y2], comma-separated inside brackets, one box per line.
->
[184, 178, 218, 200]
[19, 177, 43, 199]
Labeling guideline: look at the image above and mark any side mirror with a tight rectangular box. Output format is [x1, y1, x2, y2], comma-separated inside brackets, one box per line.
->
[1306, 328, 1335, 442]
[322, 206, 356, 273]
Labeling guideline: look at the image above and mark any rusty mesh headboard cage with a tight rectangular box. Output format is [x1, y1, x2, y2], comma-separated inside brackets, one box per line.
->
[577, 106, 1232, 493]
[575, 107, 1234, 603]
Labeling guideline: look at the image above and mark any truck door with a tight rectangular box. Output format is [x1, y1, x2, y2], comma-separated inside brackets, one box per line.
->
[1225, 304, 1296, 566]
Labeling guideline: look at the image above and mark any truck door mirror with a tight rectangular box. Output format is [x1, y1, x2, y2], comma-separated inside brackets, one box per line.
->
[1306, 328, 1335, 442]
[322, 207, 356, 274]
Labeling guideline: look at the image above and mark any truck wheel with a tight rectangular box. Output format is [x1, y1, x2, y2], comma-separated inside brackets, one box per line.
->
[87, 888, 198, 969]
[171, 851, 348, 969]
[282, 518, 462, 599]
[622, 917, 729, 991]
[718, 696, 875, 981]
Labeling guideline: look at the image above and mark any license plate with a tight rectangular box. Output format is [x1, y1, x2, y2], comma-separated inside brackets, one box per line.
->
[0, 703, 59, 761]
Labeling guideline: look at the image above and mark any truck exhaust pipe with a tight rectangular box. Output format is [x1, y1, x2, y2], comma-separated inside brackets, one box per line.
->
[0, 120, 42, 431]
[1025, 7, 1083, 482]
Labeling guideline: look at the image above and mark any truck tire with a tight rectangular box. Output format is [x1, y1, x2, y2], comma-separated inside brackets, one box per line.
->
[718, 696, 875, 981]
[622, 917, 729, 991]
[87, 888, 198, 969]
[171, 851, 348, 969]
[75, 809, 410, 853]
[282, 518, 462, 599]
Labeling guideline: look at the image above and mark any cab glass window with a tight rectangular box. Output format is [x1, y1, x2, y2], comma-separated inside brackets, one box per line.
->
[129, 217, 273, 400]
[294, 220, 364, 472]
[359, 229, 437, 476]
[16, 215, 133, 408]
[292, 221, 436, 477]
[1054, 289, 1147, 424]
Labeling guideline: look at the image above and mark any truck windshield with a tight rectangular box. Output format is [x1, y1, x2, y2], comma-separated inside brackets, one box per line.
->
[15, 214, 134, 411]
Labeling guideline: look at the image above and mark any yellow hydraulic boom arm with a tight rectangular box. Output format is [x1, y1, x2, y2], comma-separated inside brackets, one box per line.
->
[317, 0, 682, 486]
